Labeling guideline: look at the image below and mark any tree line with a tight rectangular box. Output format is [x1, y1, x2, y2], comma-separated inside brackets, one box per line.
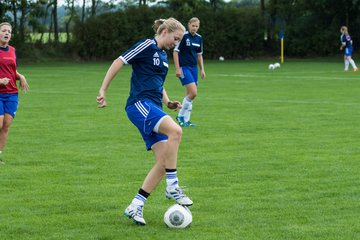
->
[1, 0, 360, 60]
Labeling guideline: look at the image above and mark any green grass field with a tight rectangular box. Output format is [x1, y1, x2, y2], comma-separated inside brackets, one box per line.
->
[1, 60, 359, 239]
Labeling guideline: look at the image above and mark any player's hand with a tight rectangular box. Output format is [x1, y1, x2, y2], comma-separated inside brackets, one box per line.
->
[201, 70, 206, 79]
[0, 77, 10, 85]
[97, 91, 107, 108]
[167, 101, 181, 111]
[19, 76, 29, 93]
[175, 69, 182, 78]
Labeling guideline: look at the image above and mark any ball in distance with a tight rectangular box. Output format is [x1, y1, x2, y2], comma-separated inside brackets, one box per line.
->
[268, 64, 275, 70]
[219, 56, 225, 61]
[164, 204, 192, 228]
[274, 63, 280, 68]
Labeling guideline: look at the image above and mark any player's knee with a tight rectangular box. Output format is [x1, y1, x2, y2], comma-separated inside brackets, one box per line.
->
[169, 125, 182, 143]
[190, 93, 197, 100]
[174, 126, 182, 140]
[1, 115, 13, 131]
[1, 124, 10, 133]
[188, 91, 197, 100]
[0, 121, 8, 131]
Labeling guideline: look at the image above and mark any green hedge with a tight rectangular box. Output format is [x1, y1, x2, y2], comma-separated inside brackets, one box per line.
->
[31, 4, 360, 60]
[72, 6, 265, 60]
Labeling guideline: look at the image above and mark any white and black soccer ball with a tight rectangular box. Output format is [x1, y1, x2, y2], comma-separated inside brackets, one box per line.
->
[268, 64, 275, 70]
[219, 56, 225, 61]
[274, 63, 281, 68]
[164, 204, 192, 228]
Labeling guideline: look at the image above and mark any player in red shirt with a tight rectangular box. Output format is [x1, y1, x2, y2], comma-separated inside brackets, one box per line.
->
[0, 22, 29, 164]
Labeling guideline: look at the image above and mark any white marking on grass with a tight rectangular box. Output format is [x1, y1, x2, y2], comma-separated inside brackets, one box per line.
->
[213, 74, 357, 81]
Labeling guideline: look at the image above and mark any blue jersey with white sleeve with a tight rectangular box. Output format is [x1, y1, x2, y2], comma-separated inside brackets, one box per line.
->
[174, 31, 203, 67]
[120, 39, 169, 108]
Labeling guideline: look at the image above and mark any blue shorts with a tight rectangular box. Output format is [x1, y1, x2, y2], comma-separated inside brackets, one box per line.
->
[126, 100, 168, 151]
[344, 47, 353, 57]
[0, 93, 18, 118]
[179, 66, 198, 86]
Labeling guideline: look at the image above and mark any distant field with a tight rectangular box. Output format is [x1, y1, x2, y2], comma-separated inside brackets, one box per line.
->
[0, 60, 359, 239]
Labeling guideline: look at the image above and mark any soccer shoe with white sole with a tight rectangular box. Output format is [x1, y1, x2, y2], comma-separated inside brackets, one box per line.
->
[124, 204, 146, 225]
[185, 121, 197, 127]
[176, 116, 188, 127]
[165, 187, 193, 206]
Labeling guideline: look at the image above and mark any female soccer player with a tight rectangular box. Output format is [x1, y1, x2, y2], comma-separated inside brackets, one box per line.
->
[0, 22, 29, 164]
[96, 18, 193, 226]
[340, 26, 358, 72]
[173, 17, 206, 127]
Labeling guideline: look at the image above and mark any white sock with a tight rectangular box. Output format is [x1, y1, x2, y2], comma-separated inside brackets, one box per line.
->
[166, 170, 179, 189]
[349, 59, 357, 69]
[184, 103, 192, 123]
[345, 60, 350, 71]
[178, 97, 192, 117]
[132, 193, 146, 206]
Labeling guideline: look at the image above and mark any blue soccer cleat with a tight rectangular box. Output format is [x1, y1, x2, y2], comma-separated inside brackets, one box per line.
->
[176, 116, 188, 127]
[185, 121, 197, 127]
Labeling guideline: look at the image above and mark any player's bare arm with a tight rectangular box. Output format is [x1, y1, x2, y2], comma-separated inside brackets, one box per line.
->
[97, 58, 124, 108]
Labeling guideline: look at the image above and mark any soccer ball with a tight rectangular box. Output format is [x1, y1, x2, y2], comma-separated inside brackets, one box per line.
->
[268, 64, 275, 70]
[274, 63, 281, 68]
[219, 56, 225, 61]
[164, 204, 192, 228]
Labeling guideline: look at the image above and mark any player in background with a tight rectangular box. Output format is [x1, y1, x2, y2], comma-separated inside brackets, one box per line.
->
[0, 22, 29, 164]
[96, 18, 193, 226]
[173, 17, 206, 127]
[340, 26, 358, 72]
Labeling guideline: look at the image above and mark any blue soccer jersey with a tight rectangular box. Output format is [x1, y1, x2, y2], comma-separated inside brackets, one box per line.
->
[341, 34, 353, 50]
[120, 39, 169, 108]
[174, 31, 203, 67]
